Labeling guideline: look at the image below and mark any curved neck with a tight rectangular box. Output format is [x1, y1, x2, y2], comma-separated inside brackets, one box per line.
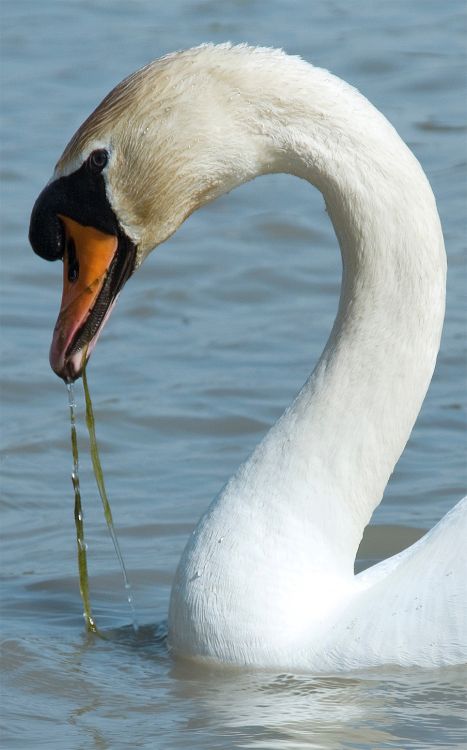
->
[168, 51, 448, 659]
[223, 59, 447, 566]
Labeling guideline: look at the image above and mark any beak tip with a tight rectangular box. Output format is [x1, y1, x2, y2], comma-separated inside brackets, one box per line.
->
[49, 341, 85, 382]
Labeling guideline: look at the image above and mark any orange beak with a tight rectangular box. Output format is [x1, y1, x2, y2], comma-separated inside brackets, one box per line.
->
[49, 215, 120, 381]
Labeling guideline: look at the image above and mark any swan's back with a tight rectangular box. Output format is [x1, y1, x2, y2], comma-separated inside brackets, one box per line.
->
[317, 497, 467, 671]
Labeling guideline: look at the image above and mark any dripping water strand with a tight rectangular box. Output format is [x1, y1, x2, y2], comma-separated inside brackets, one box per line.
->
[67, 380, 98, 634]
[82, 364, 139, 633]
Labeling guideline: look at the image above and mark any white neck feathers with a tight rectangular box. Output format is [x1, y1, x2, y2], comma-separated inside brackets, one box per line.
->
[116, 45, 447, 662]
[175, 45, 447, 567]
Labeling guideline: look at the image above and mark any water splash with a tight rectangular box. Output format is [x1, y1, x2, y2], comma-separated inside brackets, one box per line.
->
[66, 380, 98, 634]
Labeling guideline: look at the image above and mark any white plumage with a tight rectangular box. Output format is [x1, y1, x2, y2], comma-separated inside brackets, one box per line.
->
[53, 44, 467, 670]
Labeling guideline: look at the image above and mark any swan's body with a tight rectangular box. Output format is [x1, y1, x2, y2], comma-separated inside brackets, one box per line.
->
[30, 44, 467, 671]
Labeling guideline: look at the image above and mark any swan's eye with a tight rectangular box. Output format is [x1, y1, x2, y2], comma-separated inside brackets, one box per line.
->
[87, 149, 109, 173]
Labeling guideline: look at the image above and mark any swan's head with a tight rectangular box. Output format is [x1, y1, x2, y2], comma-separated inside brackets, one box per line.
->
[29, 44, 276, 381]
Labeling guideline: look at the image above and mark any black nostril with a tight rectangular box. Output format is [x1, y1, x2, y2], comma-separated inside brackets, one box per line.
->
[67, 237, 79, 282]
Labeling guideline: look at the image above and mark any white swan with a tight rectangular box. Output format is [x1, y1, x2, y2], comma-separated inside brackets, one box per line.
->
[29, 43, 466, 671]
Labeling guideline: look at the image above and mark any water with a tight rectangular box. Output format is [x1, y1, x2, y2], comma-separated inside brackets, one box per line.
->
[1, 1, 466, 748]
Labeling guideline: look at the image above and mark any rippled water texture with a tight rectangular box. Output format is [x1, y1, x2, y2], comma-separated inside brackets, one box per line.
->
[1, 1, 466, 748]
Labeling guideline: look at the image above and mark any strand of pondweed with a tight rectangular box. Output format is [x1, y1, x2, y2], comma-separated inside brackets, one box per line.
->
[82, 364, 138, 632]
[67, 380, 98, 634]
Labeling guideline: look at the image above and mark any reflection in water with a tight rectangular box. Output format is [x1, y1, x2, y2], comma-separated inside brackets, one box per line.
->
[21, 621, 458, 750]
[165, 655, 466, 749]
[42, 623, 465, 750]
[4, 570, 467, 749]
